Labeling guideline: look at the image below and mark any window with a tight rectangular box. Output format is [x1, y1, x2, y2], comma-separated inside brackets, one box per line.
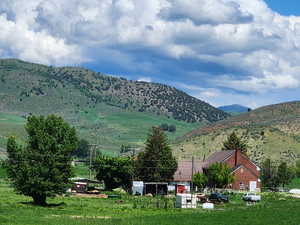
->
[239, 182, 245, 190]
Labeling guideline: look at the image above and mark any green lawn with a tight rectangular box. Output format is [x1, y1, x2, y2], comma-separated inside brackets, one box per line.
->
[286, 178, 300, 189]
[73, 163, 90, 178]
[0, 181, 300, 225]
[1, 164, 300, 225]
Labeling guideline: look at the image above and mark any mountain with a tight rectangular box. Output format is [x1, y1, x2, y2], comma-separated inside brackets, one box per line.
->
[173, 101, 300, 164]
[0, 59, 229, 155]
[218, 104, 251, 115]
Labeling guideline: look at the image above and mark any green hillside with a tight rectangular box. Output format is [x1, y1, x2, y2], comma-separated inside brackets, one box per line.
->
[0, 59, 228, 155]
[174, 101, 300, 164]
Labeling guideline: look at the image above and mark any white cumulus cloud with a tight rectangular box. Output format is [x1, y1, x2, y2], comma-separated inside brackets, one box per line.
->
[0, 0, 300, 107]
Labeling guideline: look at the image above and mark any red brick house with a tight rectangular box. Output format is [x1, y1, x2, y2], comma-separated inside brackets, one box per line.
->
[174, 149, 261, 191]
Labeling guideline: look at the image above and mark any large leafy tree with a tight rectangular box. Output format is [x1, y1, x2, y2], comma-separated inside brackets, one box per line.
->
[135, 127, 177, 182]
[6, 115, 78, 206]
[72, 138, 89, 158]
[193, 172, 208, 190]
[206, 163, 234, 188]
[222, 132, 247, 153]
[93, 155, 134, 191]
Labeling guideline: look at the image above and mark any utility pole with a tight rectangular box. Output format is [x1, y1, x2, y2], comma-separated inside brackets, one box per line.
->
[191, 156, 194, 194]
[88, 144, 97, 180]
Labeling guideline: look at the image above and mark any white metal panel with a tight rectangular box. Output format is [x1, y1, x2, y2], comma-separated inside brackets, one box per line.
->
[249, 181, 257, 192]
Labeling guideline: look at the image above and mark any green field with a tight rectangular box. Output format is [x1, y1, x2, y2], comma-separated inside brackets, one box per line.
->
[1, 164, 300, 225]
[0, 180, 300, 225]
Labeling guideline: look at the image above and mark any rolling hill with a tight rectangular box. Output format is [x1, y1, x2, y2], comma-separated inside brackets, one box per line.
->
[0, 59, 229, 156]
[173, 101, 300, 164]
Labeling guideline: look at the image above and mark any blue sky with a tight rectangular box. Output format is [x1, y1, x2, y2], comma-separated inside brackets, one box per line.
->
[0, 0, 300, 109]
[264, 0, 300, 16]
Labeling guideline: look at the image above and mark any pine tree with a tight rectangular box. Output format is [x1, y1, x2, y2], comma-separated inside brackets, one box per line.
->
[222, 132, 247, 153]
[276, 162, 295, 188]
[6, 115, 78, 206]
[135, 127, 177, 182]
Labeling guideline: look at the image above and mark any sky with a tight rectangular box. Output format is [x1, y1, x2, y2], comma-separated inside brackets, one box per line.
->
[0, 0, 300, 109]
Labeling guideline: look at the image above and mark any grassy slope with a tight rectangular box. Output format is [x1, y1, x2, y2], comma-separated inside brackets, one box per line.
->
[0, 109, 200, 156]
[174, 101, 300, 163]
[1, 59, 213, 155]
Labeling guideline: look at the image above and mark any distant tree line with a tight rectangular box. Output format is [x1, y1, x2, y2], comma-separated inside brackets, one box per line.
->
[159, 123, 176, 133]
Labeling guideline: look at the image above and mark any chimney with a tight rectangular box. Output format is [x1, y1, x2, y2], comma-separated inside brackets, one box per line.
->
[234, 149, 239, 167]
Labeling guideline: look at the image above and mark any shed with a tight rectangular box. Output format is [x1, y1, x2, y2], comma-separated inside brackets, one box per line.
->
[144, 182, 168, 196]
[70, 177, 101, 193]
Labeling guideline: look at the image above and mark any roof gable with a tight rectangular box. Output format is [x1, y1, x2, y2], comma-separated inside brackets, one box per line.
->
[231, 165, 259, 178]
[173, 160, 203, 182]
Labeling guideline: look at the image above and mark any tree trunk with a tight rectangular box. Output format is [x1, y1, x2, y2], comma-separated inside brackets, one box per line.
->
[32, 194, 47, 206]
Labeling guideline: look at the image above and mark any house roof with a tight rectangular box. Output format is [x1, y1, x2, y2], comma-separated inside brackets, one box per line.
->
[202, 150, 235, 168]
[231, 165, 259, 178]
[173, 160, 203, 182]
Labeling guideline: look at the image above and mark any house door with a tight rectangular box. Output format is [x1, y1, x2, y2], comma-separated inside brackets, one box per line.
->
[249, 181, 257, 192]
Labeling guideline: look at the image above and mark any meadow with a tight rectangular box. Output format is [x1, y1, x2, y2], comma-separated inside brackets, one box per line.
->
[1, 176, 300, 225]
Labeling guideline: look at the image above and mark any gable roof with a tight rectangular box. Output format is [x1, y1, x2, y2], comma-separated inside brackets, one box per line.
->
[202, 150, 235, 168]
[231, 165, 259, 178]
[173, 160, 203, 182]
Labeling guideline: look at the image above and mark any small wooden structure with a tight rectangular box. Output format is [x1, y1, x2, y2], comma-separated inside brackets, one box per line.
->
[71, 177, 100, 193]
[144, 182, 168, 196]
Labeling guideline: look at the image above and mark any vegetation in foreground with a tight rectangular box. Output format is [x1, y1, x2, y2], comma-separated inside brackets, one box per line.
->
[1, 180, 300, 225]
[6, 115, 78, 205]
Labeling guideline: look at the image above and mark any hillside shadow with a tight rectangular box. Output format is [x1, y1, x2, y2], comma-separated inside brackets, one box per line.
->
[20, 201, 65, 207]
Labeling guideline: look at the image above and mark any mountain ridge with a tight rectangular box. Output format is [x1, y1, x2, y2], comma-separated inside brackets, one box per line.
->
[0, 58, 229, 123]
[218, 104, 250, 114]
[0, 58, 229, 154]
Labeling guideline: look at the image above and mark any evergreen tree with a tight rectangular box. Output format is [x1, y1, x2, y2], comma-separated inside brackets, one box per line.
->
[295, 159, 300, 178]
[6, 115, 78, 206]
[261, 158, 278, 189]
[135, 127, 177, 182]
[168, 125, 176, 133]
[222, 132, 247, 153]
[276, 162, 295, 188]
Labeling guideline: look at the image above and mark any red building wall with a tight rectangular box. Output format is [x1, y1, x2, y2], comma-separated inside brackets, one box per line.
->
[224, 150, 260, 190]
[231, 166, 261, 190]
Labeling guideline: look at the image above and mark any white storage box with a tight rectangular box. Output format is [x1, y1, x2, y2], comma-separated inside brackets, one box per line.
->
[132, 181, 144, 195]
[202, 203, 214, 209]
[175, 194, 197, 208]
